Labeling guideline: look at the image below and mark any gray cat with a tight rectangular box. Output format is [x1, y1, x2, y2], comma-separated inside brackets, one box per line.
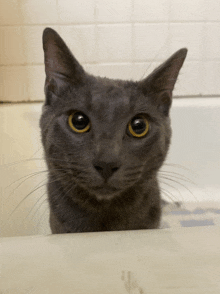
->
[40, 28, 187, 234]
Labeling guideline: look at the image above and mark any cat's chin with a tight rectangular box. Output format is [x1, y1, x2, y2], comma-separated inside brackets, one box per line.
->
[89, 185, 122, 201]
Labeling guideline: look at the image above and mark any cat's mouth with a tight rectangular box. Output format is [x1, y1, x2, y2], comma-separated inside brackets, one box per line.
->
[90, 184, 121, 200]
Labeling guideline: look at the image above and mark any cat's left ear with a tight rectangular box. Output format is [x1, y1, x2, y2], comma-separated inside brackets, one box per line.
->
[139, 48, 187, 115]
[42, 27, 86, 105]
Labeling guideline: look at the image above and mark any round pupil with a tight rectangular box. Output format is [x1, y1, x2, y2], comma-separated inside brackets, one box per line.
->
[131, 117, 146, 134]
[72, 112, 89, 130]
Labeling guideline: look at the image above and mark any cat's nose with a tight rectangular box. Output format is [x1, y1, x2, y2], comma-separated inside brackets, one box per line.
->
[93, 161, 120, 181]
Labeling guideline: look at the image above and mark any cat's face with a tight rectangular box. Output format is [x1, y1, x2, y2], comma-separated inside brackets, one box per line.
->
[41, 28, 187, 201]
[41, 77, 171, 200]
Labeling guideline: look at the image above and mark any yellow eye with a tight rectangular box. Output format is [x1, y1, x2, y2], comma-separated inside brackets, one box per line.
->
[68, 111, 91, 133]
[128, 115, 149, 138]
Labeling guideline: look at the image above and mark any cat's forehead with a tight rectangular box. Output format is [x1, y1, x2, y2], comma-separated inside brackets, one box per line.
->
[88, 78, 138, 119]
[92, 81, 129, 108]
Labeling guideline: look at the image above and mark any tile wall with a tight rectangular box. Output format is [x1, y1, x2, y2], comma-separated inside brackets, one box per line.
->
[0, 0, 219, 101]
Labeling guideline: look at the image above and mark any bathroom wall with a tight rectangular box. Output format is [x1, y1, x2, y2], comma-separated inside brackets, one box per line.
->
[0, 0, 220, 102]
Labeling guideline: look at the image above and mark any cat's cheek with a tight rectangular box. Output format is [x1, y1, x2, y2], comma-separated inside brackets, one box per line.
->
[125, 130, 160, 161]
[158, 123, 172, 152]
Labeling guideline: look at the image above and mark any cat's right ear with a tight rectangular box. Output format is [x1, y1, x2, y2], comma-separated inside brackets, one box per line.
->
[139, 48, 187, 116]
[42, 28, 85, 105]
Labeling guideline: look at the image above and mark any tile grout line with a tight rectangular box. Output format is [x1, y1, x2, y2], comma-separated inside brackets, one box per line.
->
[1, 20, 220, 27]
[94, 0, 98, 68]
[131, 0, 135, 78]
[1, 59, 220, 67]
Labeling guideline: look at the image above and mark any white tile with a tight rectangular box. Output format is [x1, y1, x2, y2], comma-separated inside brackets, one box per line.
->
[27, 65, 45, 101]
[85, 63, 133, 80]
[204, 0, 220, 21]
[97, 24, 132, 62]
[23, 26, 45, 64]
[60, 25, 96, 63]
[132, 62, 161, 81]
[84, 64, 100, 76]
[96, 0, 132, 23]
[20, 0, 58, 24]
[174, 61, 203, 96]
[0, 66, 29, 101]
[0, 0, 21, 25]
[169, 23, 204, 60]
[134, 24, 170, 61]
[133, 0, 169, 22]
[23, 26, 60, 65]
[170, 0, 205, 21]
[204, 23, 220, 60]
[58, 0, 95, 23]
[0, 27, 25, 65]
[133, 60, 193, 95]
[202, 61, 220, 95]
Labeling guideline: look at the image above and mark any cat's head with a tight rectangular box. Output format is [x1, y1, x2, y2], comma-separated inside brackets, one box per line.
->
[40, 28, 187, 201]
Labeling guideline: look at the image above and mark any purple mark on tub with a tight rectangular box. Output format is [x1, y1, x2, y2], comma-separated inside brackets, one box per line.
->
[169, 210, 191, 215]
[192, 209, 205, 214]
[180, 219, 214, 227]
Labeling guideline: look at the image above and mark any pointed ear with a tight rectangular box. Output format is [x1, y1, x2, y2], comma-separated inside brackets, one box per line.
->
[139, 48, 188, 115]
[42, 28, 85, 105]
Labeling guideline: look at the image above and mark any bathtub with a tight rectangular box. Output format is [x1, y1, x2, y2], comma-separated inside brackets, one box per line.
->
[0, 97, 220, 237]
[1, 226, 220, 293]
[1, 98, 220, 293]
[162, 97, 220, 203]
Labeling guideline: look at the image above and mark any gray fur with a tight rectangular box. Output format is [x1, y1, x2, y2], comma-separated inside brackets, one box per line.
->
[40, 28, 187, 233]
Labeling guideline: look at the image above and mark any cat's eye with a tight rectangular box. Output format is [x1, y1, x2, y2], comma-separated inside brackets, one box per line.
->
[128, 115, 149, 138]
[68, 111, 91, 133]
